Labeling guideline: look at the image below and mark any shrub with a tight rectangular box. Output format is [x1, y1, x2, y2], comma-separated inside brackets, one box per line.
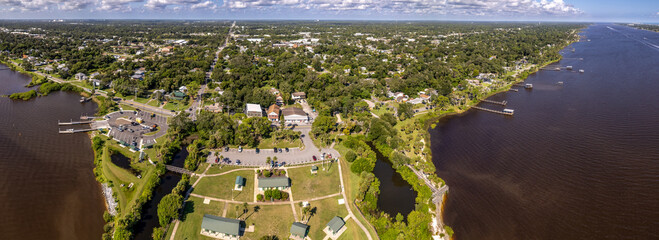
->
[345, 150, 357, 162]
[257, 194, 264, 201]
[9, 90, 37, 100]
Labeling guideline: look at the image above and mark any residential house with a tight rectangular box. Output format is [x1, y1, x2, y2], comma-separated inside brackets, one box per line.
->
[281, 107, 308, 124]
[291, 92, 306, 101]
[326, 216, 346, 235]
[245, 103, 263, 117]
[43, 66, 53, 72]
[74, 73, 87, 80]
[234, 176, 245, 191]
[200, 215, 241, 240]
[275, 95, 284, 106]
[168, 91, 186, 101]
[257, 176, 290, 191]
[290, 222, 310, 240]
[179, 86, 188, 92]
[131, 74, 143, 80]
[267, 104, 280, 122]
[204, 103, 223, 113]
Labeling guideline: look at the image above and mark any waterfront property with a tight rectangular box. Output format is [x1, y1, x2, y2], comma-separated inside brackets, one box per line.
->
[257, 176, 290, 191]
[200, 214, 241, 240]
[290, 222, 310, 240]
[234, 176, 245, 191]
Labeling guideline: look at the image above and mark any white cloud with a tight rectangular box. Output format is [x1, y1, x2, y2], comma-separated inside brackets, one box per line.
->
[144, 0, 205, 9]
[97, 0, 143, 11]
[0, 0, 93, 11]
[225, 0, 582, 16]
[191, 0, 216, 9]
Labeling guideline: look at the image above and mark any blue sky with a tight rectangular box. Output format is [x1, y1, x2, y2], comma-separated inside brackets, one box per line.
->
[0, 0, 657, 23]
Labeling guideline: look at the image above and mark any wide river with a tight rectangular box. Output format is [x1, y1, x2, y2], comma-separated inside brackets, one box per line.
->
[0, 65, 105, 239]
[430, 24, 659, 239]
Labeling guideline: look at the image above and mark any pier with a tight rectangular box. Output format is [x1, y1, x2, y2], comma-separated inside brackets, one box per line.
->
[58, 120, 94, 125]
[509, 88, 519, 92]
[472, 106, 514, 116]
[58, 128, 95, 133]
[481, 99, 507, 106]
[406, 165, 449, 229]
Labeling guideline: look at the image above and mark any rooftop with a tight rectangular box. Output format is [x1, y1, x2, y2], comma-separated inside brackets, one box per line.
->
[327, 216, 345, 233]
[258, 176, 290, 188]
[201, 214, 240, 236]
[235, 176, 245, 186]
[246, 103, 262, 113]
[290, 222, 310, 237]
[281, 107, 306, 117]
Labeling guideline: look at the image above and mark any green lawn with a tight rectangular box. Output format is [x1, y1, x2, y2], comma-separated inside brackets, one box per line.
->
[338, 218, 368, 240]
[257, 137, 303, 149]
[134, 97, 150, 104]
[101, 143, 155, 217]
[171, 197, 225, 240]
[163, 100, 190, 111]
[289, 162, 341, 200]
[204, 164, 244, 175]
[304, 197, 348, 240]
[147, 99, 161, 107]
[192, 170, 255, 202]
[119, 103, 136, 111]
[226, 203, 295, 240]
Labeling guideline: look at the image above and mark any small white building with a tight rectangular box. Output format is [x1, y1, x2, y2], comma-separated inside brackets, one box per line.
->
[291, 92, 306, 101]
[282, 107, 308, 123]
[245, 103, 263, 117]
[74, 73, 87, 80]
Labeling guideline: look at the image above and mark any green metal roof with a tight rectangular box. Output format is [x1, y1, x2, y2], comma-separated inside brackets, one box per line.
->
[172, 91, 186, 97]
[327, 216, 345, 233]
[311, 165, 319, 170]
[201, 214, 240, 236]
[258, 176, 290, 188]
[235, 176, 245, 186]
[290, 222, 309, 237]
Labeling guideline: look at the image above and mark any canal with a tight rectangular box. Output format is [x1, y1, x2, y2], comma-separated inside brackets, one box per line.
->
[430, 24, 659, 239]
[370, 142, 417, 219]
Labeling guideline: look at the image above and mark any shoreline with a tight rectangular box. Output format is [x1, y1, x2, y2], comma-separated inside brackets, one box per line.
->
[416, 32, 583, 238]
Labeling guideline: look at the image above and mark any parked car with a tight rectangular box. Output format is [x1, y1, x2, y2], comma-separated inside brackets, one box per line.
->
[238, 146, 243, 152]
[285, 148, 289, 152]
[312, 155, 317, 161]
[255, 148, 260, 154]
[215, 158, 219, 163]
[273, 147, 278, 152]
[278, 148, 282, 153]
[236, 160, 241, 165]
[225, 146, 230, 152]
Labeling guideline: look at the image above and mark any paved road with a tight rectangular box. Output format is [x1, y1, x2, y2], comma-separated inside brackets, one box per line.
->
[207, 128, 338, 166]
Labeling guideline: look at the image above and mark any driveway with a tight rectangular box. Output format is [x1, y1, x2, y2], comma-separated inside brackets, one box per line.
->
[206, 128, 339, 166]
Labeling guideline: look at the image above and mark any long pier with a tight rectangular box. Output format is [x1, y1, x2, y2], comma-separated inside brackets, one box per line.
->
[481, 99, 507, 106]
[472, 106, 514, 116]
[406, 165, 449, 229]
[58, 120, 94, 125]
[509, 88, 519, 92]
[58, 128, 95, 134]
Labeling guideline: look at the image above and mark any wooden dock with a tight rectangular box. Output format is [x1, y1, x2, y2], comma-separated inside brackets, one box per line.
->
[58, 120, 94, 126]
[509, 88, 519, 92]
[58, 128, 95, 134]
[481, 99, 507, 106]
[473, 106, 514, 116]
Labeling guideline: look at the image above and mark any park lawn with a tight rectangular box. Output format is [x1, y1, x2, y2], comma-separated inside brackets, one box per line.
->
[70, 81, 93, 89]
[304, 197, 349, 240]
[225, 203, 294, 240]
[205, 164, 244, 175]
[192, 170, 255, 202]
[195, 162, 210, 175]
[119, 103, 136, 111]
[337, 218, 368, 240]
[146, 99, 161, 107]
[134, 96, 150, 104]
[163, 100, 189, 111]
[371, 104, 395, 117]
[257, 137, 303, 149]
[171, 196, 225, 240]
[101, 144, 154, 217]
[289, 162, 341, 200]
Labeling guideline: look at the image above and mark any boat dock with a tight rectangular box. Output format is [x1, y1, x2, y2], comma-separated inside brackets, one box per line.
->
[473, 106, 514, 116]
[509, 88, 519, 92]
[58, 120, 94, 126]
[481, 99, 507, 106]
[58, 128, 95, 134]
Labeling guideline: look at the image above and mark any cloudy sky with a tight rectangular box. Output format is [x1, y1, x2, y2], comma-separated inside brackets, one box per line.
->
[0, 0, 657, 22]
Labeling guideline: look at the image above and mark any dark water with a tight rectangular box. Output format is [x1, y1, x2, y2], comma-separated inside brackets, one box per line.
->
[370, 143, 417, 218]
[132, 172, 181, 240]
[0, 65, 105, 239]
[430, 24, 659, 239]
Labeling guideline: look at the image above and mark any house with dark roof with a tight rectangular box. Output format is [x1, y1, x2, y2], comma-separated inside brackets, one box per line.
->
[282, 107, 308, 123]
[290, 222, 310, 239]
[200, 214, 241, 240]
[326, 216, 346, 235]
[291, 92, 306, 101]
[234, 176, 245, 191]
[257, 176, 290, 191]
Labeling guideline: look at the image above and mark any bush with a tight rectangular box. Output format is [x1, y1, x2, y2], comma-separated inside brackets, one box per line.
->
[257, 194, 264, 201]
[9, 90, 37, 100]
[152, 227, 165, 240]
[263, 189, 287, 201]
[351, 157, 375, 174]
[157, 193, 183, 227]
[345, 150, 357, 162]
[263, 170, 272, 177]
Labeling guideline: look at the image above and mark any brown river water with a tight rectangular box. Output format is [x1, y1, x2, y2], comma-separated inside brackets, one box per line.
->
[430, 24, 659, 239]
[0, 65, 105, 239]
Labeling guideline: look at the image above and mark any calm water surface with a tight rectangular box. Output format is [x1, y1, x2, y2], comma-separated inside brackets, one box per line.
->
[0, 65, 105, 239]
[430, 24, 659, 239]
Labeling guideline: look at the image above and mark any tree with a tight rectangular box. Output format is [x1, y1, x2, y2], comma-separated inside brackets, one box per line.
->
[397, 103, 414, 120]
[152, 227, 165, 240]
[157, 193, 183, 227]
[345, 150, 357, 162]
[311, 115, 336, 136]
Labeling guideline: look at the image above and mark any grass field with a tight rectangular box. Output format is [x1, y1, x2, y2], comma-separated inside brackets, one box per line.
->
[192, 170, 255, 202]
[289, 162, 341, 200]
[101, 143, 155, 217]
[257, 137, 303, 149]
[146, 99, 161, 107]
[338, 218, 369, 240]
[163, 100, 190, 111]
[119, 103, 136, 111]
[205, 164, 245, 175]
[171, 197, 224, 240]
[226, 203, 295, 240]
[303, 197, 348, 240]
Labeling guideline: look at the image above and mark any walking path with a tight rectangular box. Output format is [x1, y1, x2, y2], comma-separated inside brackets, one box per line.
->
[337, 158, 374, 240]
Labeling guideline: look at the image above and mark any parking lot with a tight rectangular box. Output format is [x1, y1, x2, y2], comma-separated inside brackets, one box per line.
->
[105, 110, 169, 149]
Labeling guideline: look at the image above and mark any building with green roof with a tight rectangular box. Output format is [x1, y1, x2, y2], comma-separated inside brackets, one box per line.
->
[200, 214, 241, 240]
[257, 176, 290, 191]
[234, 176, 245, 191]
[326, 216, 345, 235]
[311, 165, 319, 174]
[290, 222, 310, 239]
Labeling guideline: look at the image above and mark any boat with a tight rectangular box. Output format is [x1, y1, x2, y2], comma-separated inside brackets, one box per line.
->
[566, 66, 573, 70]
[525, 83, 533, 89]
[558, 81, 564, 85]
[503, 109, 515, 115]
[579, 69, 584, 73]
